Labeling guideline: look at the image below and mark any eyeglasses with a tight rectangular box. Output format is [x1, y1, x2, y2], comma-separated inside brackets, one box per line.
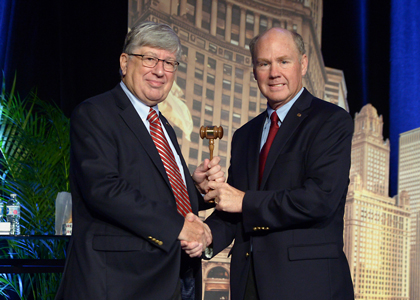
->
[127, 54, 179, 72]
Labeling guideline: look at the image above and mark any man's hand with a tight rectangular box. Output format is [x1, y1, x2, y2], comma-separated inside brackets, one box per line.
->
[205, 181, 245, 213]
[192, 156, 225, 194]
[179, 213, 212, 257]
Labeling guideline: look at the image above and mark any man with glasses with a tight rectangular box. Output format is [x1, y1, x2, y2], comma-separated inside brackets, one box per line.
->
[55, 21, 223, 300]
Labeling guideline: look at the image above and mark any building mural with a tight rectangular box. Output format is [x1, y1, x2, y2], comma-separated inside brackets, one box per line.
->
[128, 1, 418, 299]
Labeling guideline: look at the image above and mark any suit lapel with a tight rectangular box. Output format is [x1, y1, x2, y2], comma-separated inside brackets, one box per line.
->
[112, 86, 172, 191]
[260, 89, 313, 188]
[248, 113, 267, 190]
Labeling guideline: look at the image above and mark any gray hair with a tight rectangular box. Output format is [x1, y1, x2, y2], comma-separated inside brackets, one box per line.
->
[249, 28, 306, 64]
[122, 21, 182, 61]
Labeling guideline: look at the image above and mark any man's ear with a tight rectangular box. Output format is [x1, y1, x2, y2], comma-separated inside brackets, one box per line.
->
[301, 54, 308, 76]
[120, 53, 129, 76]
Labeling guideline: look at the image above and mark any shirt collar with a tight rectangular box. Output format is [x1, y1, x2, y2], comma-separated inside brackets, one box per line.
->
[266, 87, 304, 121]
[120, 81, 159, 121]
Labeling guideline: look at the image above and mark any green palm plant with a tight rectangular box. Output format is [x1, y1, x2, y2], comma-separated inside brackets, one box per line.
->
[0, 74, 70, 299]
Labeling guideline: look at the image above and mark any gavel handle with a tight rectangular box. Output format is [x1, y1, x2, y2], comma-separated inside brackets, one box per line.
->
[209, 139, 214, 160]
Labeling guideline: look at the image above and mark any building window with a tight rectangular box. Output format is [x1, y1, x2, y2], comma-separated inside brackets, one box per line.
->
[196, 52, 205, 64]
[208, 57, 216, 69]
[234, 83, 243, 94]
[177, 77, 186, 90]
[207, 73, 215, 85]
[189, 147, 198, 159]
[222, 94, 230, 106]
[233, 113, 241, 123]
[217, 0, 226, 39]
[186, 0, 196, 24]
[250, 87, 258, 97]
[223, 64, 232, 76]
[259, 15, 268, 33]
[195, 68, 204, 80]
[194, 84, 203, 96]
[221, 109, 229, 121]
[191, 132, 199, 143]
[193, 99, 202, 111]
[245, 11, 254, 49]
[219, 140, 227, 152]
[201, 0, 211, 32]
[197, 37, 206, 48]
[205, 105, 213, 116]
[209, 43, 217, 53]
[174, 126, 183, 139]
[178, 61, 187, 73]
[223, 79, 231, 90]
[233, 97, 242, 109]
[236, 54, 244, 64]
[208, 266, 230, 279]
[224, 50, 233, 61]
[249, 101, 256, 111]
[206, 88, 214, 100]
[250, 72, 255, 81]
[181, 45, 189, 57]
[231, 5, 240, 45]
[273, 19, 281, 28]
[235, 68, 244, 79]
[192, 116, 201, 127]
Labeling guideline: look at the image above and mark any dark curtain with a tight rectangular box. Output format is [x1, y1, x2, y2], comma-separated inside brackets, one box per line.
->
[390, 0, 420, 196]
[0, 0, 128, 117]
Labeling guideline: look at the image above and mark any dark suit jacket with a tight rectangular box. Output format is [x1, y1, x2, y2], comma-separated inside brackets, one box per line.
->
[206, 89, 355, 300]
[56, 84, 207, 300]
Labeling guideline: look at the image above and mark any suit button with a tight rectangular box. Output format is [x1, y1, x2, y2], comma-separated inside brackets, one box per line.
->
[158, 241, 163, 246]
[246, 252, 250, 257]
[253, 227, 257, 231]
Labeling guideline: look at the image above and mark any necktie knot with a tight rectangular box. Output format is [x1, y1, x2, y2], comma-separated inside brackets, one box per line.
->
[270, 112, 280, 127]
[147, 108, 159, 124]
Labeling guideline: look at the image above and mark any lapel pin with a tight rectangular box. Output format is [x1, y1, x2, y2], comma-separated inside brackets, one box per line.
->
[297, 113, 302, 117]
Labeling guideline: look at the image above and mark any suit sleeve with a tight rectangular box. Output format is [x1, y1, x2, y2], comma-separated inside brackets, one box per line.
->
[242, 109, 354, 233]
[70, 100, 185, 252]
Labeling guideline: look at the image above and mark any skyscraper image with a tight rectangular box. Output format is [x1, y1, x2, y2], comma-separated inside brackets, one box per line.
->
[398, 127, 420, 300]
[344, 104, 410, 299]
[126, 1, 413, 299]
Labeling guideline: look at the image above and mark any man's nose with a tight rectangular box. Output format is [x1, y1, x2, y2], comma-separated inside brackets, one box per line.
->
[152, 60, 165, 76]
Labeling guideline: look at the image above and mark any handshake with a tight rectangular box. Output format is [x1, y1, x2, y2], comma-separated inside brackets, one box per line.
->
[177, 156, 224, 258]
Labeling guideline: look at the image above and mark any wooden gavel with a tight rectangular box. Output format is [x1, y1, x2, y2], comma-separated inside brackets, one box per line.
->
[200, 125, 224, 160]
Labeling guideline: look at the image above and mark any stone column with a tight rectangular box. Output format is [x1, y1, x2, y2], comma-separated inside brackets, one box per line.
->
[179, 0, 187, 17]
[253, 13, 260, 37]
[239, 7, 246, 47]
[210, 0, 218, 36]
[195, 0, 203, 28]
[170, 0, 178, 15]
[225, 3, 232, 42]
[267, 17, 272, 29]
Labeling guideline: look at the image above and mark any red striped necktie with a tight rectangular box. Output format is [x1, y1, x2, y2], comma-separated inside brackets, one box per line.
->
[259, 112, 280, 186]
[147, 108, 192, 217]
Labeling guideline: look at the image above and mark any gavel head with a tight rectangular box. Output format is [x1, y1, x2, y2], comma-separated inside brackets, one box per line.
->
[200, 126, 224, 140]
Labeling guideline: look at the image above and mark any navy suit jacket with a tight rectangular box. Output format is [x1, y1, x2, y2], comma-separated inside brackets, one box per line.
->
[56, 84, 208, 300]
[206, 89, 355, 300]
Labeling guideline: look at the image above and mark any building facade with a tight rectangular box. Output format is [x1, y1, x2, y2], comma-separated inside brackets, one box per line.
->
[128, 0, 348, 298]
[398, 127, 420, 300]
[344, 104, 410, 299]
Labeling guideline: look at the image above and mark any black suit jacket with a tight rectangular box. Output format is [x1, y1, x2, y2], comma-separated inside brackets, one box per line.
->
[206, 89, 355, 300]
[56, 84, 207, 300]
